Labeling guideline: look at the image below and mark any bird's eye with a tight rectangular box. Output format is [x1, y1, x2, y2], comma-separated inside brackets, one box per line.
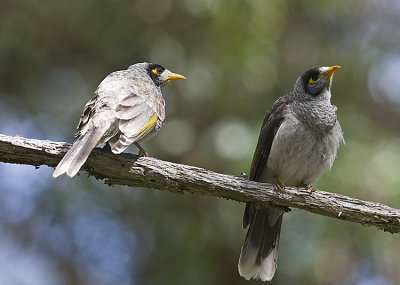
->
[152, 67, 164, 76]
[308, 74, 318, 85]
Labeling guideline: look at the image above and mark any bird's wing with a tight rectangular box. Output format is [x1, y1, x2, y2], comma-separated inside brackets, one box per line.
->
[242, 93, 293, 228]
[73, 94, 98, 141]
[111, 93, 159, 154]
[249, 93, 293, 181]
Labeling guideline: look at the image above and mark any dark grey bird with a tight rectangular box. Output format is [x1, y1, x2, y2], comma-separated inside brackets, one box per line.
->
[238, 66, 343, 281]
[53, 62, 186, 178]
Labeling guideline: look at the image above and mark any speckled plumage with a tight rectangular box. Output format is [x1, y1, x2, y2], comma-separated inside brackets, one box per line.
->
[53, 62, 185, 178]
[239, 66, 343, 282]
[263, 92, 343, 186]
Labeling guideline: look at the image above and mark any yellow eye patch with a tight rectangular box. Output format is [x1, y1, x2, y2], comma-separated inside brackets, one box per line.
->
[308, 77, 317, 85]
[152, 68, 160, 76]
[152, 67, 164, 76]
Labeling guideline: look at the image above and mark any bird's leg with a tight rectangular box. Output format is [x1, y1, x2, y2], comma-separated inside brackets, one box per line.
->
[102, 142, 112, 154]
[134, 142, 148, 157]
[272, 176, 285, 192]
[297, 183, 317, 192]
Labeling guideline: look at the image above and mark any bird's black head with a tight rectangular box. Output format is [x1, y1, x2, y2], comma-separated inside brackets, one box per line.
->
[146, 63, 186, 87]
[297, 66, 341, 97]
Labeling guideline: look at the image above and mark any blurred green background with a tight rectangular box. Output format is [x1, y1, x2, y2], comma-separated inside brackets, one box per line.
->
[1, 0, 400, 284]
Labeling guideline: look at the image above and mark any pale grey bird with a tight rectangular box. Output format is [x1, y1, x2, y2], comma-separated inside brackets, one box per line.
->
[238, 66, 344, 281]
[53, 62, 186, 178]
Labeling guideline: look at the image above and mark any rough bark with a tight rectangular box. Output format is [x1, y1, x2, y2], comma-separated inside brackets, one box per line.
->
[0, 133, 399, 233]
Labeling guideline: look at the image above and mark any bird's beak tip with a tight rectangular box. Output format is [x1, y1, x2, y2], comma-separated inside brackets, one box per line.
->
[325, 65, 341, 77]
[166, 73, 187, 80]
[328, 65, 341, 72]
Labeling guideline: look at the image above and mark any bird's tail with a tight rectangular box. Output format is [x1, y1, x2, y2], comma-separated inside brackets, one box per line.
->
[53, 127, 104, 178]
[238, 205, 283, 282]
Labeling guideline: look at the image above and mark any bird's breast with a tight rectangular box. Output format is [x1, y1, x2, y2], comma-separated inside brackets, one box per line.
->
[263, 111, 342, 186]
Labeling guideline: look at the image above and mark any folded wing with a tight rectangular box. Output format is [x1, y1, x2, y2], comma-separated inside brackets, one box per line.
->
[111, 93, 159, 154]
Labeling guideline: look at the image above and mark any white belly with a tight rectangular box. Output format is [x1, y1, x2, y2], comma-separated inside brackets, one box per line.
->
[261, 112, 341, 186]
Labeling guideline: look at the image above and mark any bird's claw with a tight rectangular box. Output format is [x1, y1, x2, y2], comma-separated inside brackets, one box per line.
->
[273, 177, 285, 192]
[307, 185, 317, 192]
[297, 183, 317, 192]
[134, 142, 148, 157]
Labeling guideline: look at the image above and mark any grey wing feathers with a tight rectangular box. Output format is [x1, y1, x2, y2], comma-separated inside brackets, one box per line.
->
[239, 94, 293, 281]
[243, 93, 293, 229]
[249, 93, 293, 182]
[111, 93, 158, 154]
[52, 126, 105, 178]
[73, 95, 98, 141]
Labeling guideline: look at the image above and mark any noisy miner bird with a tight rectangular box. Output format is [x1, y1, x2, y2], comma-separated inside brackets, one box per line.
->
[238, 66, 344, 281]
[53, 62, 186, 178]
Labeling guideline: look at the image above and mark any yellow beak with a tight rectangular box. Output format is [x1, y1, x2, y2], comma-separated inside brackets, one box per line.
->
[325, 65, 341, 78]
[165, 72, 187, 80]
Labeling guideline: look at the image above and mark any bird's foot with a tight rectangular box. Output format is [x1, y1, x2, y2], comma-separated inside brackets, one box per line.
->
[308, 185, 318, 192]
[102, 142, 112, 154]
[298, 183, 317, 192]
[135, 142, 148, 157]
[273, 177, 285, 192]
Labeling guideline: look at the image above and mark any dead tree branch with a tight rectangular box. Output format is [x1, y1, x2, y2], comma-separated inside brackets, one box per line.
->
[0, 133, 399, 233]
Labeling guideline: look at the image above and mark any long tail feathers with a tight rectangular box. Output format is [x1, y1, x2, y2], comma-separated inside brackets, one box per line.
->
[53, 128, 104, 178]
[238, 205, 283, 282]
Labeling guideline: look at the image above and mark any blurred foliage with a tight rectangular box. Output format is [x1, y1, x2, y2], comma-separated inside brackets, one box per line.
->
[1, 0, 400, 284]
